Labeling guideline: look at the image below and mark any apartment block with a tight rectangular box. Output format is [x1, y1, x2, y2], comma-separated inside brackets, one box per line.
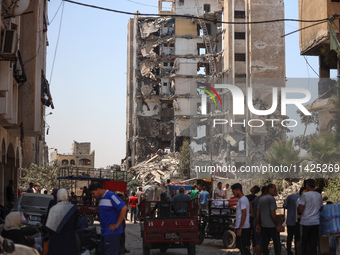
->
[0, 0, 52, 206]
[299, 0, 340, 134]
[126, 0, 285, 175]
[50, 141, 95, 167]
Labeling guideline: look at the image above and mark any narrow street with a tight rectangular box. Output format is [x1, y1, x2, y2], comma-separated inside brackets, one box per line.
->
[123, 221, 289, 255]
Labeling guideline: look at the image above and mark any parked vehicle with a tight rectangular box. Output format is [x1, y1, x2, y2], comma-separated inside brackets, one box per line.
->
[141, 199, 199, 255]
[12, 193, 53, 225]
[198, 199, 237, 249]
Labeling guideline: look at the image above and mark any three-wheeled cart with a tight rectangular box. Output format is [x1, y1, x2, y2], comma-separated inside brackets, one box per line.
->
[198, 199, 237, 249]
[141, 199, 199, 255]
[57, 167, 128, 225]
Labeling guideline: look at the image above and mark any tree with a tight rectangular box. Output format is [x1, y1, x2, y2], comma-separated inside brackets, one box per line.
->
[266, 139, 302, 167]
[307, 133, 340, 164]
[178, 139, 191, 178]
[19, 163, 63, 192]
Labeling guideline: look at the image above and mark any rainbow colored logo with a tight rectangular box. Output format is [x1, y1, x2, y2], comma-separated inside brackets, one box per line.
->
[197, 82, 222, 106]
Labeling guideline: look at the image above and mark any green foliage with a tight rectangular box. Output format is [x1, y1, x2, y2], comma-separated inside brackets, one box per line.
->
[324, 179, 340, 203]
[178, 139, 191, 178]
[127, 178, 142, 193]
[19, 163, 63, 192]
[266, 139, 302, 167]
[307, 133, 340, 164]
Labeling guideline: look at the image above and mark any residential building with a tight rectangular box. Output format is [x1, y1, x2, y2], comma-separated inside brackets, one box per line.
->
[126, 0, 285, 176]
[0, 0, 52, 206]
[299, 0, 340, 133]
[50, 141, 95, 167]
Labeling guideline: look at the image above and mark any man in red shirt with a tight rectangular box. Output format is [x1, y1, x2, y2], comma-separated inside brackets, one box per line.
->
[129, 192, 138, 223]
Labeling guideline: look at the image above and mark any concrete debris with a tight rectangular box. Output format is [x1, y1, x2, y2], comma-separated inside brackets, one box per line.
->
[139, 17, 174, 39]
[140, 60, 157, 80]
[276, 180, 304, 207]
[128, 149, 180, 187]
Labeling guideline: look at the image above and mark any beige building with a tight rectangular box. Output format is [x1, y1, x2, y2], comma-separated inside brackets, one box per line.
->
[0, 0, 52, 206]
[50, 141, 95, 167]
[299, 0, 340, 133]
[126, 0, 285, 174]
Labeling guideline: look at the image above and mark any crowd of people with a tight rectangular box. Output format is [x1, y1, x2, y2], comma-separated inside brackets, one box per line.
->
[0, 178, 328, 255]
[230, 179, 324, 255]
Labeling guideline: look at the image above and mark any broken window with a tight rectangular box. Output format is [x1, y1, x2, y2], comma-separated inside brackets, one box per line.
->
[163, 82, 168, 86]
[197, 63, 210, 75]
[179, 0, 184, 6]
[235, 53, 246, 61]
[235, 32, 246, 40]
[197, 43, 206, 55]
[170, 62, 174, 67]
[235, 10, 246, 19]
[164, 62, 168, 66]
[162, 2, 172, 11]
[160, 100, 174, 122]
[203, 4, 210, 13]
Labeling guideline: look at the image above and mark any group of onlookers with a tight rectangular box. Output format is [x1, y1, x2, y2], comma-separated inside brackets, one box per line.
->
[231, 179, 324, 255]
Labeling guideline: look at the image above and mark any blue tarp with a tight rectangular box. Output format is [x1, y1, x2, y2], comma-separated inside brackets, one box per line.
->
[169, 184, 192, 190]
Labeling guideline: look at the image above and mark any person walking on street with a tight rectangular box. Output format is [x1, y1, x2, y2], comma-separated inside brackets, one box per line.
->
[214, 182, 225, 199]
[26, 182, 34, 193]
[298, 179, 323, 255]
[198, 186, 210, 211]
[89, 182, 127, 255]
[256, 183, 281, 255]
[45, 188, 79, 255]
[223, 183, 230, 199]
[251, 185, 268, 255]
[6, 179, 14, 211]
[190, 185, 198, 200]
[283, 191, 300, 255]
[129, 192, 138, 223]
[232, 183, 251, 255]
[136, 187, 143, 220]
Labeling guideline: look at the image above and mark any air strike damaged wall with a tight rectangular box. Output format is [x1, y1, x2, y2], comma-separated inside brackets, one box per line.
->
[126, 2, 224, 167]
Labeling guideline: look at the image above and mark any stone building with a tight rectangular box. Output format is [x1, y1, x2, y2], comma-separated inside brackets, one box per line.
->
[299, 0, 340, 134]
[126, 0, 285, 174]
[0, 0, 52, 206]
[50, 141, 95, 167]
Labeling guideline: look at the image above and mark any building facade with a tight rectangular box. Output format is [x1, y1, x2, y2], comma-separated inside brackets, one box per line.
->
[50, 141, 95, 167]
[299, 0, 340, 133]
[0, 0, 52, 206]
[126, 0, 285, 173]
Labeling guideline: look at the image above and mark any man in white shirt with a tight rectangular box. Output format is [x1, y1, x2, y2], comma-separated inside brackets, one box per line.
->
[232, 183, 250, 255]
[223, 183, 230, 199]
[214, 182, 225, 199]
[298, 179, 323, 255]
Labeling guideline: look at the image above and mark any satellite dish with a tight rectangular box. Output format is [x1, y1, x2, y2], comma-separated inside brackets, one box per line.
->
[3, 0, 31, 16]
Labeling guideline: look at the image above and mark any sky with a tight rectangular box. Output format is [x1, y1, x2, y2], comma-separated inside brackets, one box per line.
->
[45, 0, 321, 168]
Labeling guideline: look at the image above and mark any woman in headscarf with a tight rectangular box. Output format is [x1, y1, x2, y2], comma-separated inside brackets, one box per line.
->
[1, 211, 38, 247]
[45, 188, 79, 255]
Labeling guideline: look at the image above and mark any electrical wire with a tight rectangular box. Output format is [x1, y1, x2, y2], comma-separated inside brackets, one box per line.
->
[49, 1, 64, 25]
[303, 56, 319, 77]
[125, 0, 158, 8]
[281, 20, 328, 38]
[62, 0, 336, 25]
[49, 1, 65, 84]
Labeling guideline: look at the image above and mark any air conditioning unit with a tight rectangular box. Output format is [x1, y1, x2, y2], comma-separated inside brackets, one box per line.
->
[0, 29, 18, 60]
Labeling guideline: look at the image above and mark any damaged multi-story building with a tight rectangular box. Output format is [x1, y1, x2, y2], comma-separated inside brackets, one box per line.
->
[126, 0, 285, 174]
[299, 0, 340, 134]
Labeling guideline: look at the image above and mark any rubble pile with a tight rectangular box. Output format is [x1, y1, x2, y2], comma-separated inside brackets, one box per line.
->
[128, 149, 180, 186]
[276, 180, 304, 207]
